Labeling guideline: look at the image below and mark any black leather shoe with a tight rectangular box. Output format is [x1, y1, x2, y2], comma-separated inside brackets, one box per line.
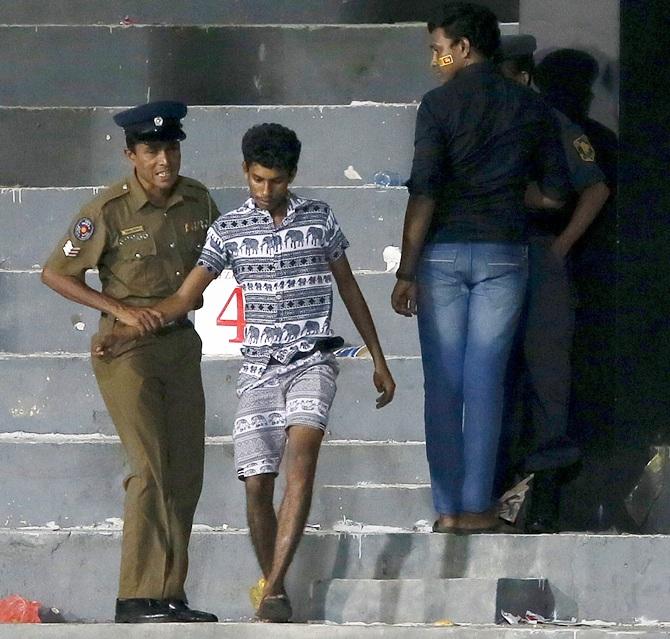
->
[166, 599, 218, 622]
[115, 598, 174, 623]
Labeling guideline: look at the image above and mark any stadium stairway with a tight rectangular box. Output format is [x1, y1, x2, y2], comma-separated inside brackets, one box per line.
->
[1, 1, 668, 636]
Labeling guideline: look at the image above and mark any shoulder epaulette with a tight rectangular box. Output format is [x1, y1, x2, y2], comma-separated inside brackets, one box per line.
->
[81, 179, 131, 217]
[180, 176, 209, 192]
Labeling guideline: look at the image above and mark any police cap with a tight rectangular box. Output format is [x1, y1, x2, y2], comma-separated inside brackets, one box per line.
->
[113, 100, 187, 142]
[499, 34, 537, 60]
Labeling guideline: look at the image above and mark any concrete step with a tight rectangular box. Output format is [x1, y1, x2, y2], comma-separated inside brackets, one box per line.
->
[0, 0, 519, 26]
[0, 105, 417, 187]
[0, 356, 424, 440]
[2, 529, 670, 624]
[0, 186, 407, 271]
[0, 271, 420, 356]
[318, 484, 432, 528]
[311, 577, 554, 624]
[0, 436, 429, 529]
[2, 624, 667, 639]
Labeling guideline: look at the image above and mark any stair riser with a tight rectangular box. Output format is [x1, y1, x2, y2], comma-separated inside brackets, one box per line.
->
[0, 106, 416, 188]
[0, 441, 430, 528]
[0, 357, 424, 440]
[0, 1, 520, 26]
[0, 26, 435, 107]
[2, 530, 670, 624]
[0, 187, 406, 271]
[1, 272, 420, 355]
[311, 578, 553, 624]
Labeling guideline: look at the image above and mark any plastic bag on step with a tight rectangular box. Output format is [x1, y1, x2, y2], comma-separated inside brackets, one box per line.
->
[0, 595, 41, 623]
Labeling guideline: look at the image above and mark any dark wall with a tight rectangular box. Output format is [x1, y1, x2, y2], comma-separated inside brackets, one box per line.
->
[617, 4, 670, 465]
[520, 0, 618, 133]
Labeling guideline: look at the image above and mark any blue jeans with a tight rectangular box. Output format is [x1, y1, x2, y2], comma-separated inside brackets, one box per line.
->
[417, 242, 528, 515]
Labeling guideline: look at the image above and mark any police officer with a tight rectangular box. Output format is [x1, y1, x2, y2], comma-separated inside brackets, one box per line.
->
[496, 36, 610, 532]
[41, 101, 219, 623]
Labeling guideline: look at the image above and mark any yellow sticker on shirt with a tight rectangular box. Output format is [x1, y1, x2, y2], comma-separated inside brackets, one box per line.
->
[120, 225, 145, 236]
[573, 135, 596, 162]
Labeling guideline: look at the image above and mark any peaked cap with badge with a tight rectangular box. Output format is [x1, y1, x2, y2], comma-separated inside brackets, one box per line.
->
[113, 100, 188, 142]
[499, 34, 537, 60]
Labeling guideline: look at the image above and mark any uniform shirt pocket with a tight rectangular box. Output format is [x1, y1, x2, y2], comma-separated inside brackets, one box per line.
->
[113, 235, 166, 294]
[118, 235, 158, 261]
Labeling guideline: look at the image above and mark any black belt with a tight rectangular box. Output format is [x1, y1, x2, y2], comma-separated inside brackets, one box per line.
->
[269, 336, 344, 366]
[155, 317, 193, 336]
[100, 312, 192, 336]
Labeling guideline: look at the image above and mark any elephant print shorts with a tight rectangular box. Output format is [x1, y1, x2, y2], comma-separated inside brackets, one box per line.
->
[232, 352, 339, 479]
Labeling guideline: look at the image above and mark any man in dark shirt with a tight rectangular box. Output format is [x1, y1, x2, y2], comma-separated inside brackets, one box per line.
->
[391, 2, 571, 533]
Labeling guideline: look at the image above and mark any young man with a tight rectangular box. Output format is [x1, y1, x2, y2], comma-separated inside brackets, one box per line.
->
[391, 3, 571, 534]
[496, 36, 610, 532]
[96, 122, 396, 622]
[41, 101, 218, 623]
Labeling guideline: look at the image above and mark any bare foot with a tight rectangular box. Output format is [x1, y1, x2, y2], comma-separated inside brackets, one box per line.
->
[432, 513, 461, 532]
[459, 510, 499, 530]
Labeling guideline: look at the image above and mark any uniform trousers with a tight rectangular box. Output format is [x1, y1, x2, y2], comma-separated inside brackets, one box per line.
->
[523, 236, 580, 472]
[92, 326, 205, 600]
[417, 242, 528, 515]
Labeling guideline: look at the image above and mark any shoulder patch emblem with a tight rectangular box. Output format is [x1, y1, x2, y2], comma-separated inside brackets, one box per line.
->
[73, 217, 95, 241]
[62, 239, 80, 257]
[573, 135, 596, 162]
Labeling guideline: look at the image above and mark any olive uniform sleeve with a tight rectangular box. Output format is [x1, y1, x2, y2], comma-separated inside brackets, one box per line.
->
[44, 204, 109, 280]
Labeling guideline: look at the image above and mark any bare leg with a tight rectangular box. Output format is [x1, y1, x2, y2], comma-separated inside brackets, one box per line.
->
[245, 474, 277, 578]
[263, 425, 323, 597]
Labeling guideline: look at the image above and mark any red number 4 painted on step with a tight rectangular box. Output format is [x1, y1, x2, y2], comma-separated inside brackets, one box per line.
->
[216, 286, 245, 343]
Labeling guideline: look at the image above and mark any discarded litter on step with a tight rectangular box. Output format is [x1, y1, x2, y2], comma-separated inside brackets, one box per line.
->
[501, 609, 599, 627]
[382, 245, 401, 273]
[434, 618, 455, 626]
[497, 474, 533, 524]
[334, 345, 369, 358]
[0, 595, 41, 624]
[373, 170, 402, 189]
[625, 447, 668, 528]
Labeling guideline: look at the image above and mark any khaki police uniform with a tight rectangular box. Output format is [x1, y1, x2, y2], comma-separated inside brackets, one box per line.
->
[45, 173, 218, 600]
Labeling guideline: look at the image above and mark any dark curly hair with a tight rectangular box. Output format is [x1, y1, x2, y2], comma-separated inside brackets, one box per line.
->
[428, 2, 501, 59]
[241, 123, 302, 174]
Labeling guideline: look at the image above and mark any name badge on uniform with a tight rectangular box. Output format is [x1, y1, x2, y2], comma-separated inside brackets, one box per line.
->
[121, 225, 145, 236]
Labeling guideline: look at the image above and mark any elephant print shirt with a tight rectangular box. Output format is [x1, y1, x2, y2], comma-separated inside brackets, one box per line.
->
[197, 193, 349, 379]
